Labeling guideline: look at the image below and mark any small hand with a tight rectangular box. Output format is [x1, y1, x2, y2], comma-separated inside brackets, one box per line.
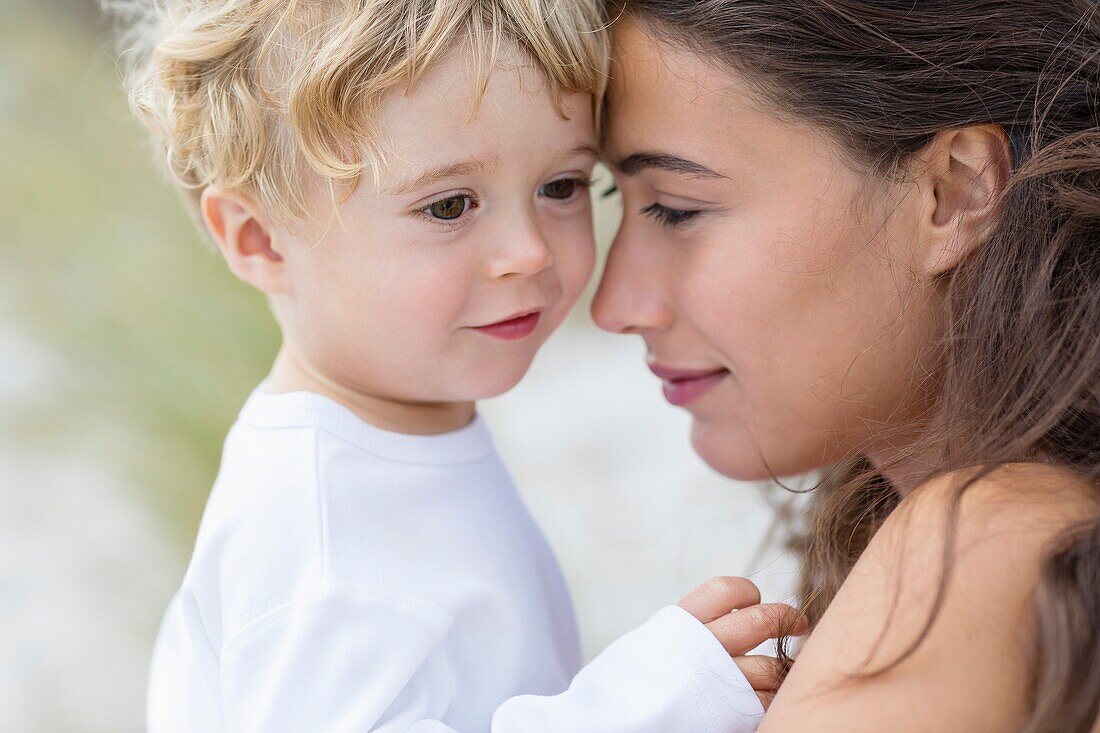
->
[678, 577, 808, 709]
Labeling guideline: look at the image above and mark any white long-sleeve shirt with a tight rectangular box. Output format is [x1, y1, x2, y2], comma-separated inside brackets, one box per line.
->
[148, 385, 763, 732]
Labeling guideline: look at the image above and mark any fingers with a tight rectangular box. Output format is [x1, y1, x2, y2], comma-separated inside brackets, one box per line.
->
[678, 576, 761, 623]
[740, 655, 784, 711]
[735, 654, 785, 692]
[706, 602, 808, 656]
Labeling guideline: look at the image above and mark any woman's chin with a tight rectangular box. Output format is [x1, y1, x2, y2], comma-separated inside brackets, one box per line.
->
[690, 420, 763, 480]
[690, 419, 816, 482]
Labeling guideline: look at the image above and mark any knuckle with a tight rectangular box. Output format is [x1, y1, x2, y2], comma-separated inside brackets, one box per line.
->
[701, 576, 735, 595]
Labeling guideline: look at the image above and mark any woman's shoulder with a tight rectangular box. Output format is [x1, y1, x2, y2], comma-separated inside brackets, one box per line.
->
[873, 462, 1098, 573]
[902, 462, 1097, 532]
[758, 462, 1098, 733]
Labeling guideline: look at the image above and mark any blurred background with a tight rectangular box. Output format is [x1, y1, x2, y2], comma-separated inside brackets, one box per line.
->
[0, 0, 804, 729]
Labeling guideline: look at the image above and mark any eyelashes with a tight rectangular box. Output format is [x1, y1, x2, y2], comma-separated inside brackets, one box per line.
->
[418, 193, 480, 227]
[541, 176, 596, 200]
[424, 194, 473, 221]
[415, 179, 699, 229]
[415, 176, 594, 229]
[601, 183, 701, 227]
[641, 202, 700, 227]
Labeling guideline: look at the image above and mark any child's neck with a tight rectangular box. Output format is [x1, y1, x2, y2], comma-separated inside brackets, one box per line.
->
[264, 344, 477, 436]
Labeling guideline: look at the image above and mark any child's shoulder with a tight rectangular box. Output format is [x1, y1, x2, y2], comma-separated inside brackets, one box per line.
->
[178, 387, 516, 645]
[180, 419, 328, 644]
[180, 405, 464, 644]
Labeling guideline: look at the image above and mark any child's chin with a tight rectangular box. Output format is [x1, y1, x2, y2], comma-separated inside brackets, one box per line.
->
[460, 362, 533, 400]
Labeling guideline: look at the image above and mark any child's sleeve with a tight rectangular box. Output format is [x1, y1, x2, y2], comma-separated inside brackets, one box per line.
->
[218, 585, 764, 733]
[491, 604, 765, 733]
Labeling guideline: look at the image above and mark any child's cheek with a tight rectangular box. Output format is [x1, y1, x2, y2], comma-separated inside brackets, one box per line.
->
[563, 234, 598, 305]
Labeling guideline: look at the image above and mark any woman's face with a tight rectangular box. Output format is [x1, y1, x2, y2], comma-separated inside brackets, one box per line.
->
[593, 18, 941, 480]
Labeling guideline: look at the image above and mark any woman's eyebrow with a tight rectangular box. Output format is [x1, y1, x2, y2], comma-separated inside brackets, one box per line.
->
[611, 152, 727, 180]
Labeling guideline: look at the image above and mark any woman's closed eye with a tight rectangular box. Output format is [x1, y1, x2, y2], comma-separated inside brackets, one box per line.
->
[641, 202, 701, 227]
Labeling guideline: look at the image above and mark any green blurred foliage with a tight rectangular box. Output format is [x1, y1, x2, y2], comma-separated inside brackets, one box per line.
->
[0, 0, 281, 545]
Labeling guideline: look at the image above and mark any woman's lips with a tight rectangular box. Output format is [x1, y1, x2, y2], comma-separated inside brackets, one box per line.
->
[472, 310, 542, 341]
[648, 363, 730, 406]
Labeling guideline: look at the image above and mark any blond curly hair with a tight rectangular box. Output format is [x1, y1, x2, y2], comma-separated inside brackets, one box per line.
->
[107, 0, 609, 227]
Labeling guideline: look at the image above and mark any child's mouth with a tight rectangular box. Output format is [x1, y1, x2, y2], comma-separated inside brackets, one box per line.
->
[473, 310, 542, 341]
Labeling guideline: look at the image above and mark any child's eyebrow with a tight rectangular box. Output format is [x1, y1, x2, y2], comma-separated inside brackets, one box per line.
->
[389, 157, 497, 195]
[565, 143, 600, 160]
[389, 144, 598, 196]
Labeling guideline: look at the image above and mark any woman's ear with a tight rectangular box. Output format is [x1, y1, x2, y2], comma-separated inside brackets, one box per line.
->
[915, 125, 1011, 276]
[200, 187, 288, 294]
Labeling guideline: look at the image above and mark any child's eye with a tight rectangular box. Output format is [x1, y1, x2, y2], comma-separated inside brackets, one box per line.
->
[542, 179, 576, 200]
[424, 195, 472, 221]
[641, 202, 700, 227]
[540, 177, 593, 201]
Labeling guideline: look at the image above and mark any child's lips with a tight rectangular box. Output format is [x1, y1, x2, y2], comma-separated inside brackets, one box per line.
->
[648, 363, 730, 406]
[472, 309, 543, 341]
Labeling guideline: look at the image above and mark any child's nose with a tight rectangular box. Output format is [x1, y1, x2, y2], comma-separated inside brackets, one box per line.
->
[485, 227, 554, 280]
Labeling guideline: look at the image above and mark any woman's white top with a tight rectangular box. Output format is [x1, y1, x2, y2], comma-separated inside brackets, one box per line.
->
[147, 386, 763, 733]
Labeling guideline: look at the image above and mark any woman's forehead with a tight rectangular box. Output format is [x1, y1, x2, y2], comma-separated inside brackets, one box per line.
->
[609, 19, 735, 112]
[606, 19, 771, 158]
[604, 17, 848, 183]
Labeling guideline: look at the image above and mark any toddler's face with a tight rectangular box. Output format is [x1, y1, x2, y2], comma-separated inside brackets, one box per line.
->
[273, 44, 597, 404]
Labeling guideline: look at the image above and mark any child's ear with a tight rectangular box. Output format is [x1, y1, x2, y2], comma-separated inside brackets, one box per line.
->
[200, 187, 288, 294]
[914, 125, 1011, 277]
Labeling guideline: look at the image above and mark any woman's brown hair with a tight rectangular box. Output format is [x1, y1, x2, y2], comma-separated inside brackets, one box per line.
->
[612, 1, 1100, 731]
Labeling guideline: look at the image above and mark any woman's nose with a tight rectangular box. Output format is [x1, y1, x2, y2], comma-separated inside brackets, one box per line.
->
[591, 228, 674, 334]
